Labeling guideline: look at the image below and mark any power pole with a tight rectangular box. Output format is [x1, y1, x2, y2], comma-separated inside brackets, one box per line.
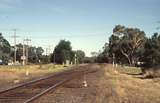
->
[53, 52, 55, 64]
[46, 48, 47, 55]
[45, 48, 49, 63]
[48, 46, 51, 63]
[75, 53, 77, 64]
[112, 53, 115, 67]
[11, 29, 19, 65]
[46, 45, 51, 55]
[22, 39, 25, 65]
[24, 38, 31, 65]
[48, 45, 51, 55]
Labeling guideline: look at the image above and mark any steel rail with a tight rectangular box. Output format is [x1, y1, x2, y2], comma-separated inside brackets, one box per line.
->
[0, 66, 75, 94]
[0, 64, 95, 103]
[23, 69, 98, 103]
[23, 79, 69, 103]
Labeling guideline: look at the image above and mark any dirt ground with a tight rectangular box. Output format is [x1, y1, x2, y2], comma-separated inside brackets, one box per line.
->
[35, 64, 160, 103]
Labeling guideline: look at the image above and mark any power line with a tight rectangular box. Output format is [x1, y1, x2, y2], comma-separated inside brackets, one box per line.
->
[1, 30, 107, 39]
[22, 39, 26, 65]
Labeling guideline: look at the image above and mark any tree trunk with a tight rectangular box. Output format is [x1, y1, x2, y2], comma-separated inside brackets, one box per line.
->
[131, 58, 135, 66]
[127, 56, 132, 66]
[130, 56, 136, 66]
[120, 49, 132, 66]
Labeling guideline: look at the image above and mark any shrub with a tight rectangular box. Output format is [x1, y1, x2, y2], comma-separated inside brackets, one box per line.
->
[142, 66, 160, 78]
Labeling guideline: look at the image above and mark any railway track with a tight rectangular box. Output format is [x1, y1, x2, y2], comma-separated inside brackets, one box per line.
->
[0, 65, 94, 103]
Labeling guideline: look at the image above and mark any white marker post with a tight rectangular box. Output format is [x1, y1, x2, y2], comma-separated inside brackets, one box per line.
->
[83, 75, 87, 87]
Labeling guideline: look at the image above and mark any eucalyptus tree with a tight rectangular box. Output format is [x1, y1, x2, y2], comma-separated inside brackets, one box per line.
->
[109, 25, 146, 66]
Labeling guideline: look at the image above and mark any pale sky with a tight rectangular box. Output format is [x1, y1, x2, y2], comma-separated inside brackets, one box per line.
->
[0, 0, 160, 56]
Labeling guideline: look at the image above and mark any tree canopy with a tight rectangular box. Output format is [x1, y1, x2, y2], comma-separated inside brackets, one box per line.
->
[108, 25, 146, 66]
[75, 50, 85, 63]
[10, 44, 44, 63]
[52, 40, 73, 64]
[97, 25, 147, 66]
[51, 40, 85, 64]
[0, 33, 11, 62]
[143, 33, 160, 67]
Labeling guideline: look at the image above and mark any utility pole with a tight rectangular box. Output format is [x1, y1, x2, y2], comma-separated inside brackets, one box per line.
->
[22, 39, 25, 65]
[75, 53, 77, 64]
[24, 38, 31, 76]
[53, 52, 55, 64]
[46, 46, 51, 56]
[48, 45, 51, 55]
[46, 48, 48, 56]
[112, 53, 115, 67]
[11, 29, 19, 65]
[47, 46, 51, 63]
[24, 38, 31, 65]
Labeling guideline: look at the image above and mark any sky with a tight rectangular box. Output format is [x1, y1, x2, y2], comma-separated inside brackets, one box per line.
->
[0, 0, 160, 56]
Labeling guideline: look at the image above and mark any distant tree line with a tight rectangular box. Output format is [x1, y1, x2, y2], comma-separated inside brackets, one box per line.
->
[97, 25, 160, 67]
[0, 34, 86, 65]
[9, 44, 45, 64]
[1, 24, 160, 67]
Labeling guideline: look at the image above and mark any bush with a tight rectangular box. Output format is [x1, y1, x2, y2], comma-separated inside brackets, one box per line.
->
[142, 66, 160, 78]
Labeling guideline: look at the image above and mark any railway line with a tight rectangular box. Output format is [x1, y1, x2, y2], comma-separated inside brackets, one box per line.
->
[0, 65, 95, 103]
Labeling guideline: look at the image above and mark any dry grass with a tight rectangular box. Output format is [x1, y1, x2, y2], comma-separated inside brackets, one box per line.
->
[0, 64, 69, 90]
[103, 64, 160, 103]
